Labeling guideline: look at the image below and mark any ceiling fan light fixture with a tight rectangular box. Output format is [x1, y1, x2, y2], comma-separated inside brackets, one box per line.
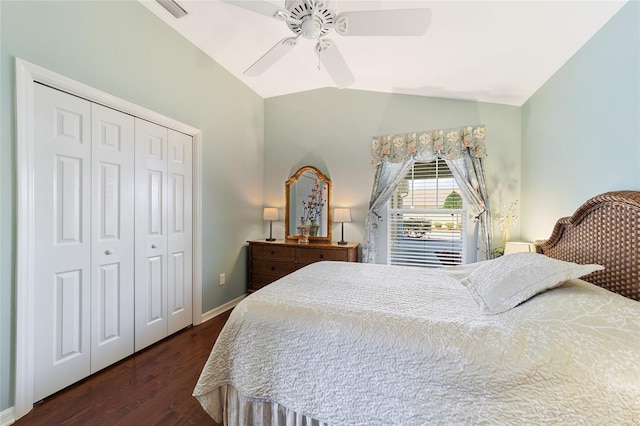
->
[156, 0, 187, 19]
[301, 19, 322, 38]
[286, 1, 334, 38]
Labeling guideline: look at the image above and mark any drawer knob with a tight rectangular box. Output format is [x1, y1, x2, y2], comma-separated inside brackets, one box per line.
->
[271, 266, 276, 271]
[271, 250, 275, 255]
[319, 254, 324, 259]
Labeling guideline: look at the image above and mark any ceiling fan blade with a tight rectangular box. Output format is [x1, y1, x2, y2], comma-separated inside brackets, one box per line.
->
[244, 37, 299, 76]
[335, 8, 431, 36]
[316, 39, 355, 89]
[221, 0, 293, 22]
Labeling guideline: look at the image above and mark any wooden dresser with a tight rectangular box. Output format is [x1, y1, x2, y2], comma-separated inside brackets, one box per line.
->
[248, 240, 359, 292]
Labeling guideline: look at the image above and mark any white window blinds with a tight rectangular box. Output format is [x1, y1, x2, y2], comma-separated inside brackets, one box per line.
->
[388, 160, 465, 267]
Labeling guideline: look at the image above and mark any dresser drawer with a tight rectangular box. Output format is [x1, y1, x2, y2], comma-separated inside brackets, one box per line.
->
[252, 245, 296, 261]
[252, 259, 296, 277]
[297, 247, 349, 263]
[251, 273, 280, 291]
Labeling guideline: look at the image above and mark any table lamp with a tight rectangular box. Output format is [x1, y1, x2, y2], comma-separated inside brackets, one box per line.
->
[334, 208, 351, 245]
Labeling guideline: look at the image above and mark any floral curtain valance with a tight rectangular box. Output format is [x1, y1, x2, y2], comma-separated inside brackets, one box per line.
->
[371, 124, 487, 165]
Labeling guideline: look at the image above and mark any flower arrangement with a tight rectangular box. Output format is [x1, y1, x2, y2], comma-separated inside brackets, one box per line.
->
[493, 200, 518, 255]
[300, 180, 327, 225]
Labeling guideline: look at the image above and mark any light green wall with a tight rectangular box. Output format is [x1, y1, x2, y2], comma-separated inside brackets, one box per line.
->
[1, 1, 264, 410]
[264, 88, 522, 255]
[521, 1, 640, 241]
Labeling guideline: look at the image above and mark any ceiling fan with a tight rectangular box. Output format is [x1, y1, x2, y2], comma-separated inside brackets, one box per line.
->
[223, 0, 431, 88]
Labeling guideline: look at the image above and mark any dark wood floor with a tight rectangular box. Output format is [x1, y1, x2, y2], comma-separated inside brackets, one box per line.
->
[14, 310, 231, 425]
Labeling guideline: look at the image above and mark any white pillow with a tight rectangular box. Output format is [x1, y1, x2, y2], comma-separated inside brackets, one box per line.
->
[460, 252, 604, 315]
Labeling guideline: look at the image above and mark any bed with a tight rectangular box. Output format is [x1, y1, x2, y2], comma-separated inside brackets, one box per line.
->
[194, 191, 640, 425]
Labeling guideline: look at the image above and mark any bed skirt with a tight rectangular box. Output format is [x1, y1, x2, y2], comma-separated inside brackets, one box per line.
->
[197, 385, 328, 426]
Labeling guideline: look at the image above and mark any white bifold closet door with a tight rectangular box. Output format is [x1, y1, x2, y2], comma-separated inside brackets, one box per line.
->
[33, 84, 135, 401]
[134, 119, 193, 351]
[90, 104, 135, 371]
[32, 84, 193, 401]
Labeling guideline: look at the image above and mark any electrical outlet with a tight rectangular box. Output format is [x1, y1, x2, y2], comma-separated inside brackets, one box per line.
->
[219, 273, 226, 286]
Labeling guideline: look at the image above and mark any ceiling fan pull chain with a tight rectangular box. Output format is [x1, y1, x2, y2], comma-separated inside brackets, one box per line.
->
[315, 38, 331, 72]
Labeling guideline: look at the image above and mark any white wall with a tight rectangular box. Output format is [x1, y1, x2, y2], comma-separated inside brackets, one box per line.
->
[520, 1, 640, 242]
[0, 0, 264, 411]
[264, 88, 522, 254]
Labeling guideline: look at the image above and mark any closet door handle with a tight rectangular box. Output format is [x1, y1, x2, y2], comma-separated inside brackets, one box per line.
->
[105, 249, 113, 255]
[151, 244, 158, 249]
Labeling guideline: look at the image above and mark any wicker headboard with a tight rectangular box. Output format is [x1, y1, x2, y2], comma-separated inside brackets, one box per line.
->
[535, 191, 640, 301]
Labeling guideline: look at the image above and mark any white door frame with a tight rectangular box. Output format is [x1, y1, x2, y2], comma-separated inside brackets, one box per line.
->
[14, 58, 203, 419]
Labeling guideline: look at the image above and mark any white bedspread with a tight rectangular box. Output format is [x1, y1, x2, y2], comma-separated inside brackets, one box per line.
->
[194, 261, 640, 425]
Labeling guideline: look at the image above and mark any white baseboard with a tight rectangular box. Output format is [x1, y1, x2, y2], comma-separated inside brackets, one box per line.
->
[1, 406, 15, 426]
[200, 294, 246, 323]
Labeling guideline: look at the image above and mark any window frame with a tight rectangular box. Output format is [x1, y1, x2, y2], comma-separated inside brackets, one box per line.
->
[386, 160, 467, 268]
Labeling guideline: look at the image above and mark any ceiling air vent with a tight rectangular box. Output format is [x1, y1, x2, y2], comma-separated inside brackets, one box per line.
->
[156, 0, 187, 18]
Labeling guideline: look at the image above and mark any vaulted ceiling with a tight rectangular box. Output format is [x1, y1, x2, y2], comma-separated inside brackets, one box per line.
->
[140, 0, 627, 105]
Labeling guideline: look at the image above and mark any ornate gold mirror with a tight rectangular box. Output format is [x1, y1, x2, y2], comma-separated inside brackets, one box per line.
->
[285, 166, 332, 243]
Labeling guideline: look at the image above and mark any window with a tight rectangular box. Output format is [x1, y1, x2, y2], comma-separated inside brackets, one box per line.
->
[387, 160, 465, 267]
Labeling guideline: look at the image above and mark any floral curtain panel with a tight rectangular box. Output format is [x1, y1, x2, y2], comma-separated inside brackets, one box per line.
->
[364, 124, 491, 264]
[362, 161, 414, 264]
[371, 125, 487, 165]
[446, 156, 493, 261]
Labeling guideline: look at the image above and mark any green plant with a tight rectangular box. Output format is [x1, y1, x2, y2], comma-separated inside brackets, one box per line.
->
[443, 191, 462, 209]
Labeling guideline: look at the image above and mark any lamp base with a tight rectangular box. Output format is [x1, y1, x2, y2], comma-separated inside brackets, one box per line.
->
[266, 220, 276, 242]
[337, 222, 347, 245]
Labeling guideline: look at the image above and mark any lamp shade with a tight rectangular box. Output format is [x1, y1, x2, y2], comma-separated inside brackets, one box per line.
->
[334, 208, 352, 223]
[504, 241, 536, 255]
[263, 207, 279, 221]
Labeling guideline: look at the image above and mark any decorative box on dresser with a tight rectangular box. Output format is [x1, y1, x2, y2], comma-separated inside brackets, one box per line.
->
[248, 240, 360, 292]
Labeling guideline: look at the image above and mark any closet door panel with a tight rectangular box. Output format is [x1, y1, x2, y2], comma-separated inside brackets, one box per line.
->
[33, 84, 92, 401]
[167, 130, 193, 334]
[29, 78, 195, 407]
[135, 119, 169, 351]
[90, 103, 135, 373]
